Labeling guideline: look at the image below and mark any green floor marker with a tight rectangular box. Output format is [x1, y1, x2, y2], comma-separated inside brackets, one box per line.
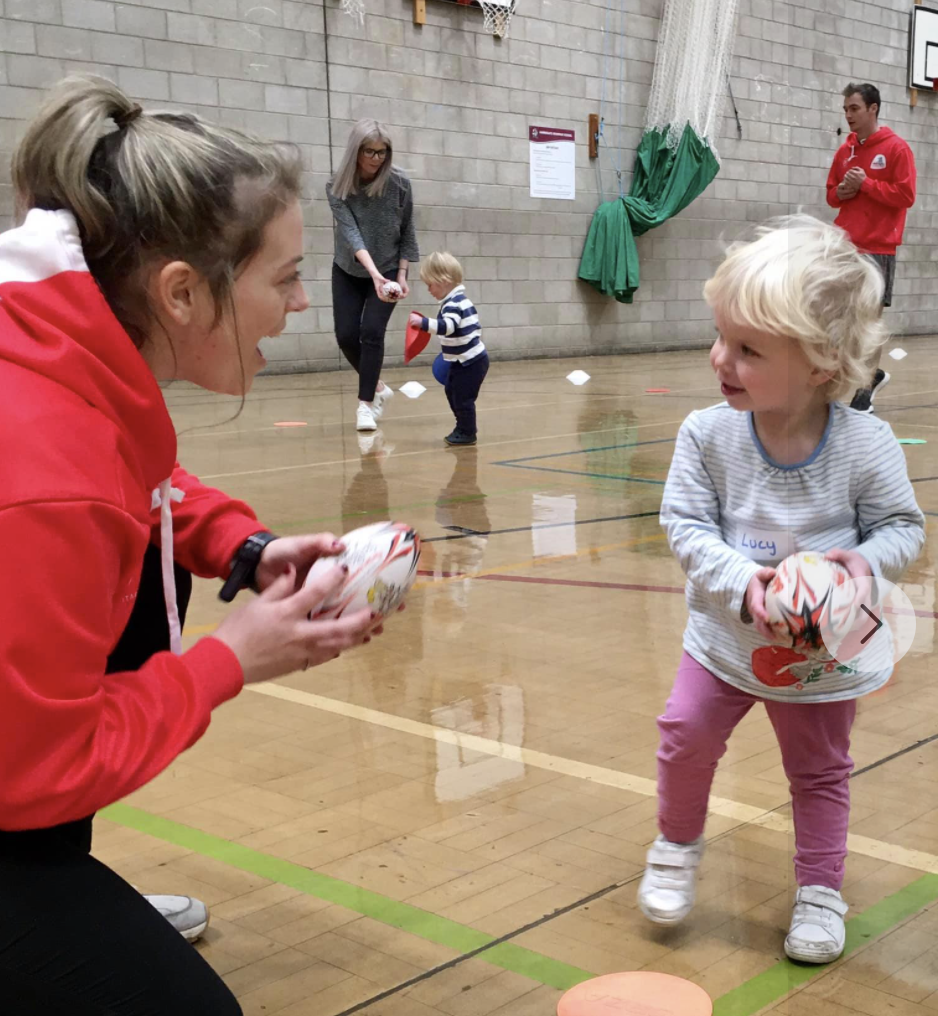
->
[898, 439, 927, 445]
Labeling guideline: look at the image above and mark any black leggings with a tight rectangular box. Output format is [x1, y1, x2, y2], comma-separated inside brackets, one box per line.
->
[0, 545, 242, 1015]
[332, 262, 398, 402]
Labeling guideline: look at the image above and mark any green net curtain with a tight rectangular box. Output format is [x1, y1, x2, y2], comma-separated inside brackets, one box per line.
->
[578, 124, 720, 304]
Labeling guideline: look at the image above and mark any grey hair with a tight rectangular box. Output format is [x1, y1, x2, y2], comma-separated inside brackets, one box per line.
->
[330, 118, 393, 201]
[703, 214, 887, 402]
[12, 75, 303, 349]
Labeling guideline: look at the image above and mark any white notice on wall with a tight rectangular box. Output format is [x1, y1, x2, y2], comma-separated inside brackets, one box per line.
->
[529, 126, 575, 200]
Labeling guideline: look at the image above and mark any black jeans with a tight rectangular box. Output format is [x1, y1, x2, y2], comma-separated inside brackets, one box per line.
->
[332, 262, 398, 402]
[445, 353, 490, 436]
[0, 545, 242, 1015]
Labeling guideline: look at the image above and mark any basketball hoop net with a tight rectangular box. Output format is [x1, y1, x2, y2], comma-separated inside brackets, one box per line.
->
[478, 0, 513, 37]
[644, 0, 741, 157]
[340, 0, 365, 26]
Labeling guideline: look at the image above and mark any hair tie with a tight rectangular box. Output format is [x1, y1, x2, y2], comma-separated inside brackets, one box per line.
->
[113, 104, 143, 128]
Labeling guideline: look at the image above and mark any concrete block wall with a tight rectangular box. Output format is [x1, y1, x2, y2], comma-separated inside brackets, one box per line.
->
[1, 0, 936, 374]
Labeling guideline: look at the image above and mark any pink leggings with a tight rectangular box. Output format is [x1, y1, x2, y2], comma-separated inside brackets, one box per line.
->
[657, 653, 856, 889]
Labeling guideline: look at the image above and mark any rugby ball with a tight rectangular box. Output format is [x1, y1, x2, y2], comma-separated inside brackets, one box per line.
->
[304, 521, 420, 619]
[764, 551, 855, 652]
[382, 281, 403, 301]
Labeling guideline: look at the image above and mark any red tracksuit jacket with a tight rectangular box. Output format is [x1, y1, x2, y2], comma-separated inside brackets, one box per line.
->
[0, 209, 266, 830]
[826, 126, 916, 255]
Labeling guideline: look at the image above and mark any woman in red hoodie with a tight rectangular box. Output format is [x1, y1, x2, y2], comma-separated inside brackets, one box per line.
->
[0, 77, 383, 1014]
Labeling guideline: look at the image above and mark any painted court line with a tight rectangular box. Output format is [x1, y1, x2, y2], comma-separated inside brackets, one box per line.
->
[100, 803, 595, 991]
[101, 795, 938, 1016]
[198, 417, 688, 480]
[244, 683, 938, 875]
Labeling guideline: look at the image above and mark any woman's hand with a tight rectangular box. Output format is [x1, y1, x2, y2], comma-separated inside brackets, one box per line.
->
[214, 564, 377, 684]
[745, 567, 778, 641]
[373, 275, 393, 302]
[255, 533, 344, 592]
[396, 273, 410, 299]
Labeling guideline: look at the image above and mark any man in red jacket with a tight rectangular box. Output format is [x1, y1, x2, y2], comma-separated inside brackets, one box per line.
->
[826, 82, 916, 412]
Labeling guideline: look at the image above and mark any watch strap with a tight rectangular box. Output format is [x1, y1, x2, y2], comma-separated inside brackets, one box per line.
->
[218, 532, 279, 602]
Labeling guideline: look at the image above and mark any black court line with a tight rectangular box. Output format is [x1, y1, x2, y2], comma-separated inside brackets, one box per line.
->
[852, 731, 938, 778]
[333, 721, 938, 1015]
[332, 877, 630, 1016]
[492, 436, 677, 465]
[495, 462, 668, 485]
[421, 509, 661, 542]
[877, 401, 938, 416]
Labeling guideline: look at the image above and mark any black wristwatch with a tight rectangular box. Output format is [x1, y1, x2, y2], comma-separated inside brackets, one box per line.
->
[219, 532, 279, 602]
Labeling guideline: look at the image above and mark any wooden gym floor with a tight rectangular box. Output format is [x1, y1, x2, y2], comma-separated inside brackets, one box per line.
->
[94, 340, 938, 1015]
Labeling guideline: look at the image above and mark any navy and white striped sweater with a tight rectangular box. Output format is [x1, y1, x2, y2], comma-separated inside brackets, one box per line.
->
[420, 285, 486, 363]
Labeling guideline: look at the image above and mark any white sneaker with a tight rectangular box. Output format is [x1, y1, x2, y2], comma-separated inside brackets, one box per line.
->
[373, 383, 394, 420]
[638, 835, 704, 925]
[356, 402, 377, 431]
[144, 894, 209, 943]
[784, 885, 847, 964]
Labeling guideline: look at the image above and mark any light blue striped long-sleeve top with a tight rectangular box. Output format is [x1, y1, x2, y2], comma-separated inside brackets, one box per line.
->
[660, 402, 925, 702]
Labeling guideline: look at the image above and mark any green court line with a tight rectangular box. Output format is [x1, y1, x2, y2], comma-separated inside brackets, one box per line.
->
[102, 803, 595, 991]
[712, 873, 938, 1016]
[103, 803, 938, 1013]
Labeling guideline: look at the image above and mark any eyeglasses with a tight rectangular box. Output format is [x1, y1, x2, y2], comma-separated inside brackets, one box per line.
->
[362, 147, 389, 160]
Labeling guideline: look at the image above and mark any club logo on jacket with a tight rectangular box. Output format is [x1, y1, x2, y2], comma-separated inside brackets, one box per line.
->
[871, 154, 887, 170]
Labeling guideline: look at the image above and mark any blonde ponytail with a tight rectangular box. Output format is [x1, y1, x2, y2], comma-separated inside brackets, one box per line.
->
[12, 75, 302, 346]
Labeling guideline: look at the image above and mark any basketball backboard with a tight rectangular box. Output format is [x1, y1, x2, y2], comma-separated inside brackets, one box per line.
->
[909, 4, 938, 90]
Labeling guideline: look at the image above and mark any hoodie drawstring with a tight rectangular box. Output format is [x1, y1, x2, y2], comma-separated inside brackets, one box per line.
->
[153, 479, 184, 656]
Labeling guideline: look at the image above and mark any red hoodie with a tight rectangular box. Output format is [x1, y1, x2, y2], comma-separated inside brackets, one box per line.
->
[0, 209, 266, 831]
[826, 126, 916, 255]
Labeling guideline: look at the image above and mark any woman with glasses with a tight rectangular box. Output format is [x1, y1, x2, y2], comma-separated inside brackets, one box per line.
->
[327, 120, 420, 431]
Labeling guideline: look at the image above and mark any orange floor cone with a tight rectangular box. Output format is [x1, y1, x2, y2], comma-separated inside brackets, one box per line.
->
[558, 972, 712, 1016]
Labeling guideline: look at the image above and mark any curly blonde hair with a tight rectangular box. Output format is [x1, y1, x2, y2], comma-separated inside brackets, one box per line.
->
[703, 214, 887, 402]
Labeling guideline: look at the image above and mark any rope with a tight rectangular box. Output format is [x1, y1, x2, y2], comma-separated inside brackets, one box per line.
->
[596, 0, 626, 201]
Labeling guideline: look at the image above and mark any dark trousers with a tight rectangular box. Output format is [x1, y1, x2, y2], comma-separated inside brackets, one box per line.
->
[0, 546, 242, 1015]
[332, 262, 398, 402]
[445, 353, 489, 437]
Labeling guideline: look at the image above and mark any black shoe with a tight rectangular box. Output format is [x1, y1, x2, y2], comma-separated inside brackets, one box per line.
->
[849, 369, 890, 414]
[849, 388, 872, 412]
[444, 430, 477, 445]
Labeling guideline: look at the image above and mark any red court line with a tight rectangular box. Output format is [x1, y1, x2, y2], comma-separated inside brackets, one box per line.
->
[416, 569, 938, 618]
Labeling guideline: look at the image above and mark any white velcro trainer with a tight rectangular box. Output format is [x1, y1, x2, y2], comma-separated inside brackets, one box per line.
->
[784, 885, 848, 964]
[638, 835, 704, 926]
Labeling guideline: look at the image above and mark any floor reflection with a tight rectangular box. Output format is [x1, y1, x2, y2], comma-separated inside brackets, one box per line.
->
[431, 684, 526, 802]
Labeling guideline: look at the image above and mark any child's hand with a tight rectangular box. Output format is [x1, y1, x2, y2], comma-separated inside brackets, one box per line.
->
[825, 547, 875, 615]
[409, 312, 424, 330]
[745, 567, 777, 641]
[825, 548, 872, 580]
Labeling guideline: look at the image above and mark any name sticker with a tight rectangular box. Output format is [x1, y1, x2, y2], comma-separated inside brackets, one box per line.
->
[736, 527, 793, 564]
